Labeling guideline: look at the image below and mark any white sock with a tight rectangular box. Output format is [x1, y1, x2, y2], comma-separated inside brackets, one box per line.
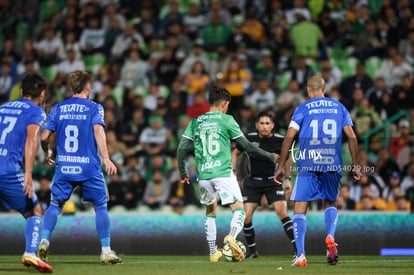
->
[230, 208, 245, 238]
[205, 215, 217, 255]
[102, 247, 111, 254]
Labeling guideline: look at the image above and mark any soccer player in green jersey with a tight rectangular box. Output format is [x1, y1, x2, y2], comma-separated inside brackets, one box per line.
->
[177, 87, 278, 262]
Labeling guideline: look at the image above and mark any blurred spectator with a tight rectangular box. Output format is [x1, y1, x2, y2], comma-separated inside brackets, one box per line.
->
[276, 79, 305, 122]
[155, 46, 181, 87]
[120, 108, 147, 147]
[366, 77, 391, 113]
[103, 17, 124, 57]
[165, 94, 185, 130]
[376, 91, 399, 121]
[157, 0, 184, 39]
[124, 170, 147, 210]
[117, 49, 151, 90]
[208, 45, 231, 82]
[134, 8, 158, 44]
[205, 0, 232, 28]
[202, 11, 230, 52]
[183, 61, 210, 105]
[392, 74, 414, 111]
[350, 98, 382, 142]
[382, 171, 402, 202]
[36, 176, 52, 214]
[183, 2, 205, 40]
[358, 195, 379, 210]
[246, 78, 275, 113]
[0, 62, 16, 104]
[375, 147, 400, 182]
[34, 28, 64, 67]
[79, 17, 106, 55]
[144, 169, 170, 210]
[288, 56, 314, 92]
[401, 161, 414, 193]
[337, 185, 356, 210]
[110, 23, 145, 61]
[289, 13, 324, 58]
[219, 58, 252, 115]
[376, 50, 413, 90]
[237, 105, 255, 134]
[108, 172, 126, 209]
[285, 0, 311, 25]
[405, 175, 414, 213]
[101, 3, 126, 31]
[253, 49, 277, 88]
[139, 115, 169, 156]
[339, 63, 374, 110]
[57, 49, 85, 76]
[178, 38, 210, 77]
[240, 8, 267, 48]
[186, 91, 209, 119]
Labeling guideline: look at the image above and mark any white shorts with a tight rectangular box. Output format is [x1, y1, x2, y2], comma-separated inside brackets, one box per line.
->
[198, 175, 243, 206]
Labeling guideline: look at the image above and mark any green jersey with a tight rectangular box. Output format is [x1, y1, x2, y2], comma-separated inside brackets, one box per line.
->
[182, 111, 243, 180]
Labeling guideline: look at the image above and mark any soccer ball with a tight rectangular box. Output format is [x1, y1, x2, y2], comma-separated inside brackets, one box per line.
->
[222, 241, 247, 262]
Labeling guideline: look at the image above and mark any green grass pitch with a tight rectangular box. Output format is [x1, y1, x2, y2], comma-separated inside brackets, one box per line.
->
[1, 255, 414, 275]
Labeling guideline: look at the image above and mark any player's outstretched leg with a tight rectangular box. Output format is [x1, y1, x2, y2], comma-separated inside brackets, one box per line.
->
[22, 253, 53, 273]
[326, 234, 338, 265]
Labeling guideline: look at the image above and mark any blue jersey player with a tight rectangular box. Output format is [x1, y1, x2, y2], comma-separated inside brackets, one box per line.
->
[38, 70, 122, 264]
[275, 76, 362, 267]
[0, 73, 53, 273]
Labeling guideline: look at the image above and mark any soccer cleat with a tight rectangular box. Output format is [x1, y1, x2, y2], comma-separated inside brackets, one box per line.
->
[100, 250, 122, 264]
[37, 240, 49, 262]
[209, 249, 223, 262]
[22, 254, 53, 273]
[291, 254, 307, 267]
[224, 235, 245, 262]
[246, 250, 259, 259]
[326, 235, 339, 265]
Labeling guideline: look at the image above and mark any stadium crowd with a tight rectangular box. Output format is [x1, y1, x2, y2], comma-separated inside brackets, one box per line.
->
[1, 0, 414, 214]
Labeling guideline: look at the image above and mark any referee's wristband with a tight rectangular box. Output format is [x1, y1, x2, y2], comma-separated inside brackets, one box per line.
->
[286, 176, 291, 180]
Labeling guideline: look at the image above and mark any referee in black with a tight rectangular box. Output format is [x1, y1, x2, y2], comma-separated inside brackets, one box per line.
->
[232, 111, 296, 258]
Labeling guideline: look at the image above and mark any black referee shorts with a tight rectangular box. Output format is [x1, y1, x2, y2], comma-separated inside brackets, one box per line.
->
[243, 177, 286, 205]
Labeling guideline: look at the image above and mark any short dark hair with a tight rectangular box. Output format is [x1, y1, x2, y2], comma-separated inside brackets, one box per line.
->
[68, 70, 93, 94]
[21, 73, 48, 98]
[256, 111, 274, 122]
[208, 86, 231, 106]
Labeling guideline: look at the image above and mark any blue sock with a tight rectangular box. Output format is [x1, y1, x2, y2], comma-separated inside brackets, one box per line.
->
[25, 216, 41, 253]
[95, 203, 110, 247]
[324, 207, 338, 237]
[293, 214, 306, 256]
[41, 201, 62, 241]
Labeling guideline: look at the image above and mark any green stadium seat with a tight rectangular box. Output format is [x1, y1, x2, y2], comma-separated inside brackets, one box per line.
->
[364, 56, 382, 80]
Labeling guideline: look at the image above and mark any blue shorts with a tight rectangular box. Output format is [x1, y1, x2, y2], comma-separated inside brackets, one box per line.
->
[290, 171, 341, 202]
[0, 172, 39, 214]
[51, 174, 108, 205]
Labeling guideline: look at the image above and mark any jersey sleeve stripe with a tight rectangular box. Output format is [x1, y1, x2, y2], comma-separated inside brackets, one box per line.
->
[182, 135, 193, 141]
[289, 120, 300, 131]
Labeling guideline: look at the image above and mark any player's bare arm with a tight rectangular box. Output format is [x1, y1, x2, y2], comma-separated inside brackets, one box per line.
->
[177, 137, 194, 184]
[93, 124, 117, 175]
[274, 127, 298, 184]
[343, 125, 362, 182]
[24, 124, 41, 198]
[234, 135, 276, 163]
[41, 129, 56, 166]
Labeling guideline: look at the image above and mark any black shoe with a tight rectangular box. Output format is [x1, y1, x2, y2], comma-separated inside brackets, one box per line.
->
[246, 250, 259, 259]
